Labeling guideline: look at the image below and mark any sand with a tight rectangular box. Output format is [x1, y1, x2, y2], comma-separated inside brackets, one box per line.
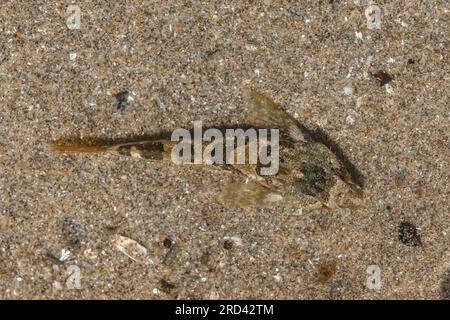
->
[0, 1, 448, 299]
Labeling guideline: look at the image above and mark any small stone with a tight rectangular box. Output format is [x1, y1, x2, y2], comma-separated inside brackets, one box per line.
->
[52, 281, 62, 290]
[398, 222, 422, 246]
[385, 83, 395, 95]
[83, 248, 97, 259]
[163, 243, 181, 266]
[115, 91, 129, 110]
[371, 71, 394, 86]
[69, 53, 77, 60]
[62, 218, 86, 246]
[112, 234, 149, 263]
[163, 238, 173, 248]
[59, 249, 70, 262]
[160, 279, 176, 294]
[273, 274, 282, 283]
[343, 86, 353, 96]
[346, 114, 356, 125]
[316, 261, 337, 284]
[223, 240, 233, 250]
[223, 236, 243, 247]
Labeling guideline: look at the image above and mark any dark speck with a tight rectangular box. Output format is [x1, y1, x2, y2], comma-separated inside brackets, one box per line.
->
[115, 91, 129, 110]
[316, 261, 337, 284]
[398, 221, 422, 246]
[223, 240, 233, 250]
[160, 279, 176, 294]
[62, 217, 86, 246]
[163, 237, 173, 248]
[200, 251, 210, 265]
[371, 71, 394, 86]
[407, 58, 416, 64]
[204, 48, 219, 59]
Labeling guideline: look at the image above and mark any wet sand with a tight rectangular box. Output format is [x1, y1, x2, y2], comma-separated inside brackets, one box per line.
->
[0, 1, 448, 299]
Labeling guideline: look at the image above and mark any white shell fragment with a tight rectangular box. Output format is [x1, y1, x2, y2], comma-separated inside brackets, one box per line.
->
[59, 249, 71, 262]
[346, 114, 356, 125]
[343, 86, 354, 96]
[69, 52, 77, 60]
[223, 236, 243, 247]
[112, 234, 149, 263]
[385, 83, 395, 95]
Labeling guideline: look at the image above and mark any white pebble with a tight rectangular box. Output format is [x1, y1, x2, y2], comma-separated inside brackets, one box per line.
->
[385, 83, 395, 94]
[343, 86, 354, 96]
[52, 281, 62, 290]
[273, 274, 282, 283]
[59, 249, 71, 262]
[223, 236, 243, 246]
[346, 114, 356, 125]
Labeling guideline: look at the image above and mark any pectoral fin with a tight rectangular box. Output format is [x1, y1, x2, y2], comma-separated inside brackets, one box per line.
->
[220, 180, 283, 209]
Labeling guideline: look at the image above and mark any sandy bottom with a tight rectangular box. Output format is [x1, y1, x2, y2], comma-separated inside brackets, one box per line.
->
[0, 1, 448, 299]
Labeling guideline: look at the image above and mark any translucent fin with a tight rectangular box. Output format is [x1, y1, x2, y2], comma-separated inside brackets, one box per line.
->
[220, 180, 283, 209]
[242, 86, 305, 142]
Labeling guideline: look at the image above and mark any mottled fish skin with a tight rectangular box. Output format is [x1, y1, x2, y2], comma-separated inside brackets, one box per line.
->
[51, 88, 365, 210]
[108, 140, 168, 160]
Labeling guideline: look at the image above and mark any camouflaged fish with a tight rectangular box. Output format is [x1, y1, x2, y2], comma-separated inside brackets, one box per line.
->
[51, 88, 365, 210]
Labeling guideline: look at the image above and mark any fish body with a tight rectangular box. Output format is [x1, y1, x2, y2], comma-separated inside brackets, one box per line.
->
[52, 88, 365, 210]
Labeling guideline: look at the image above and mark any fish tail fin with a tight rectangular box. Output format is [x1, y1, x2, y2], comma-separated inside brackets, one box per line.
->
[50, 139, 177, 161]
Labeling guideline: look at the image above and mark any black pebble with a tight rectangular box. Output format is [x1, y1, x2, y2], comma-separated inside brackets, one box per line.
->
[163, 237, 173, 248]
[223, 240, 233, 250]
[371, 71, 394, 86]
[398, 221, 422, 246]
[115, 91, 129, 110]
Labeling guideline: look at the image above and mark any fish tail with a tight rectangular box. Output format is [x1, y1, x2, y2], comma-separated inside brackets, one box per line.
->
[50, 143, 110, 153]
[50, 139, 177, 161]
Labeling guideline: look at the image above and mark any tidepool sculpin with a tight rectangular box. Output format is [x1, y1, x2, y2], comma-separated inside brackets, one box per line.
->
[51, 88, 365, 210]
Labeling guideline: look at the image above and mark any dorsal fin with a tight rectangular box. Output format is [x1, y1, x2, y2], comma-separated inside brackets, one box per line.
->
[241, 86, 305, 142]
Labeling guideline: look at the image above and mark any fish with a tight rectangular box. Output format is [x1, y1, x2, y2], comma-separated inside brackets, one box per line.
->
[51, 87, 365, 210]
